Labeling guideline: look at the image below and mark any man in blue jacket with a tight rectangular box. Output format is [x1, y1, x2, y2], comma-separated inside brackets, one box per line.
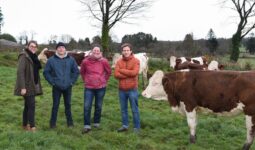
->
[43, 42, 79, 128]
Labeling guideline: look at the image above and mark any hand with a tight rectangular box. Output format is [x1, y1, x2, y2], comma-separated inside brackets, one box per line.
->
[21, 89, 26, 95]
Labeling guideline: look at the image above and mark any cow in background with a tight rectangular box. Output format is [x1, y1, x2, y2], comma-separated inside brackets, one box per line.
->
[38, 48, 91, 66]
[162, 71, 255, 150]
[170, 56, 223, 71]
[170, 56, 208, 69]
[112, 52, 149, 89]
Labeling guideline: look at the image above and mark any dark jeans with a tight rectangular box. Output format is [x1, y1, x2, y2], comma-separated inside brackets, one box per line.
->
[50, 86, 73, 126]
[119, 89, 140, 129]
[23, 95, 35, 127]
[84, 87, 106, 128]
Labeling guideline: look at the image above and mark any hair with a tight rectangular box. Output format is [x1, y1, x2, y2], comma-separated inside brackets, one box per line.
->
[121, 43, 132, 51]
[91, 43, 102, 51]
[26, 40, 38, 48]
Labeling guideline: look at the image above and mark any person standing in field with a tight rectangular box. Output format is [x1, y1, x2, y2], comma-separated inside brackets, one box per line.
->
[14, 40, 43, 132]
[43, 42, 79, 128]
[114, 43, 141, 133]
[80, 44, 112, 134]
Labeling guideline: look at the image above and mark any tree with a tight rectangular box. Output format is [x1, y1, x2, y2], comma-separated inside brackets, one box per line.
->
[0, 7, 3, 34]
[60, 34, 72, 43]
[79, 0, 152, 56]
[206, 28, 219, 55]
[92, 35, 101, 44]
[0, 33, 17, 42]
[245, 33, 255, 54]
[182, 33, 194, 56]
[221, 0, 255, 62]
[68, 38, 78, 50]
[121, 32, 157, 49]
[18, 31, 29, 45]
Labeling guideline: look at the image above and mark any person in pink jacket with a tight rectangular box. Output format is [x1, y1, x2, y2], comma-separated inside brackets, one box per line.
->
[80, 44, 112, 134]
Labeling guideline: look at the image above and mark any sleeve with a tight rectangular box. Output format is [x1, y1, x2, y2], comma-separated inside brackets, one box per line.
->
[80, 60, 86, 82]
[70, 58, 80, 84]
[43, 59, 55, 86]
[102, 59, 112, 81]
[114, 61, 128, 79]
[16, 55, 26, 89]
[119, 59, 140, 77]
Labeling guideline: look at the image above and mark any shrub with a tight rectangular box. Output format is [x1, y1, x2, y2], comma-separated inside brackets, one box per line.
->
[0, 33, 17, 42]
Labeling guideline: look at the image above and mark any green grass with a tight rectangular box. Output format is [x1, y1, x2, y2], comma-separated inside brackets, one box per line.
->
[0, 52, 255, 149]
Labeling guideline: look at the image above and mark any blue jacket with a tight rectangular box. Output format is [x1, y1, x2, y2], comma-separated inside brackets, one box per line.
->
[43, 54, 79, 90]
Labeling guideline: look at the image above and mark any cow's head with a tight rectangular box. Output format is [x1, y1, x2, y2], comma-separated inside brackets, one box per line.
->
[142, 70, 167, 100]
[38, 48, 50, 63]
[208, 60, 224, 70]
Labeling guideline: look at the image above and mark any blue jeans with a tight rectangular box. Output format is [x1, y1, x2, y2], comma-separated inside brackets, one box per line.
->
[84, 87, 106, 128]
[50, 86, 73, 126]
[119, 89, 140, 129]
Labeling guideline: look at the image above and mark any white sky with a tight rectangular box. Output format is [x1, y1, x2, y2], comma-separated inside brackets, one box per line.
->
[0, 0, 242, 44]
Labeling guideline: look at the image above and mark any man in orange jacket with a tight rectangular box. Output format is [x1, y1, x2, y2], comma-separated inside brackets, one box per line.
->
[114, 43, 140, 133]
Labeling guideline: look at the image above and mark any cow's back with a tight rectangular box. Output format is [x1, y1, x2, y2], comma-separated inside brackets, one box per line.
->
[163, 71, 255, 113]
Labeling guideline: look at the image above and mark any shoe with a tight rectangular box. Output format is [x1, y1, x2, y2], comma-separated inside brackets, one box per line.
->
[30, 127, 36, 132]
[133, 128, 140, 134]
[82, 128, 91, 134]
[117, 127, 128, 132]
[22, 124, 30, 131]
[50, 124, 56, 129]
[67, 124, 74, 128]
[93, 123, 100, 128]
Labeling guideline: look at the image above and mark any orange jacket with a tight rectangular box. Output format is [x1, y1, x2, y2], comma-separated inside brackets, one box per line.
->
[114, 54, 140, 91]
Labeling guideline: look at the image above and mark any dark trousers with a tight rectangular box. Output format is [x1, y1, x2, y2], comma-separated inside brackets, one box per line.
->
[50, 86, 73, 126]
[23, 95, 35, 127]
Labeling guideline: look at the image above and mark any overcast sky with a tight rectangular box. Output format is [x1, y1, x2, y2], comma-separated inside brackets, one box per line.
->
[0, 0, 242, 44]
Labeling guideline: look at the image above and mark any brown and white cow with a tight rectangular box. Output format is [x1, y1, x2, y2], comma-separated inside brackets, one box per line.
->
[162, 70, 255, 150]
[170, 56, 223, 71]
[142, 60, 223, 101]
[170, 56, 208, 70]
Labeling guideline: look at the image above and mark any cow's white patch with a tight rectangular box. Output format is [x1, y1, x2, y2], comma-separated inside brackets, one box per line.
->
[171, 102, 186, 116]
[208, 60, 219, 70]
[170, 56, 176, 68]
[186, 109, 197, 136]
[179, 69, 190, 72]
[245, 115, 254, 144]
[192, 57, 203, 64]
[197, 102, 245, 116]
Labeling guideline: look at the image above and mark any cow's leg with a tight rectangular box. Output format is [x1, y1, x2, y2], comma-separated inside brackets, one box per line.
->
[243, 115, 255, 150]
[186, 109, 197, 143]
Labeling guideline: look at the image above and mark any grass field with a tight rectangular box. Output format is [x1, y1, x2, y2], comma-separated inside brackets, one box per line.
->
[0, 52, 254, 150]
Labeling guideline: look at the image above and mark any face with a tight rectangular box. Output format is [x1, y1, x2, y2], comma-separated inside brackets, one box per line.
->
[92, 47, 101, 57]
[56, 46, 66, 55]
[122, 46, 132, 58]
[28, 43, 38, 54]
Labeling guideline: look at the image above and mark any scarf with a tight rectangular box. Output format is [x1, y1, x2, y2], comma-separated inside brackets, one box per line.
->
[25, 49, 42, 84]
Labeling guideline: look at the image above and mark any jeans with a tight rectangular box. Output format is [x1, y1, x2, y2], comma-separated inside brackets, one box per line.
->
[50, 86, 73, 126]
[119, 89, 140, 129]
[84, 87, 106, 128]
[23, 96, 35, 127]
